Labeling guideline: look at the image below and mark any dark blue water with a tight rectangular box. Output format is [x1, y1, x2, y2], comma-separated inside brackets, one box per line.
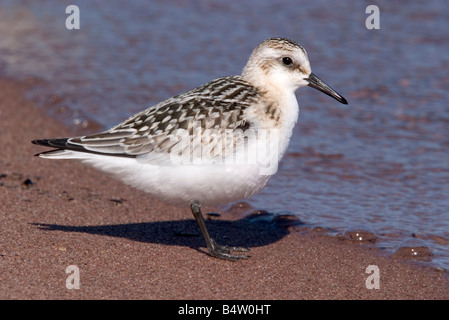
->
[1, 0, 448, 269]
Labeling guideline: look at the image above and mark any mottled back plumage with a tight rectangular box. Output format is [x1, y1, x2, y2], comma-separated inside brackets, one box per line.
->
[36, 76, 261, 161]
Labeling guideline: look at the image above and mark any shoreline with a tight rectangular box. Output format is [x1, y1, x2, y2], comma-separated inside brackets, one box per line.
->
[1, 77, 448, 299]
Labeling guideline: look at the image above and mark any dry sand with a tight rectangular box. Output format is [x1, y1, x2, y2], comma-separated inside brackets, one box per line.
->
[1, 77, 448, 300]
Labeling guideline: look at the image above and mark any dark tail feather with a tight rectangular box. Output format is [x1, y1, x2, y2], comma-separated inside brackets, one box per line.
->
[32, 138, 71, 157]
[31, 137, 136, 158]
[32, 138, 70, 148]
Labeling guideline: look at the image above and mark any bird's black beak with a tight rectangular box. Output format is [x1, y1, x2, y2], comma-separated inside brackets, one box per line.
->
[307, 73, 348, 105]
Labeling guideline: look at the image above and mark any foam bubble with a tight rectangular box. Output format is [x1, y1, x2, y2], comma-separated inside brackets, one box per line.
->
[393, 238, 433, 261]
[341, 225, 377, 243]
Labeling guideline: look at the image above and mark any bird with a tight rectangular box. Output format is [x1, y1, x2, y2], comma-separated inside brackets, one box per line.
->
[32, 37, 348, 261]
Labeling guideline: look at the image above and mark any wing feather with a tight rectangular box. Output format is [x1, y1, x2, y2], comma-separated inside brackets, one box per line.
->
[32, 76, 260, 162]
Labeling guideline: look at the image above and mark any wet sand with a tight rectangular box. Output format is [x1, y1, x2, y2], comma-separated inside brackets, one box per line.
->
[1, 77, 448, 300]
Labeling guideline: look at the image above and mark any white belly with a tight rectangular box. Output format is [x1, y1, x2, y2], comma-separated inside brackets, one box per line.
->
[83, 156, 272, 206]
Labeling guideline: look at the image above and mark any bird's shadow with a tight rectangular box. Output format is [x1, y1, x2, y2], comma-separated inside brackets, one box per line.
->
[32, 214, 298, 255]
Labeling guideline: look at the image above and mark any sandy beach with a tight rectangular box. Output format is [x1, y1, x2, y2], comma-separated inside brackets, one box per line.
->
[1, 77, 448, 300]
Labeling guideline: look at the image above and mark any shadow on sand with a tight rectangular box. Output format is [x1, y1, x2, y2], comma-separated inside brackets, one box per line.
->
[32, 213, 302, 255]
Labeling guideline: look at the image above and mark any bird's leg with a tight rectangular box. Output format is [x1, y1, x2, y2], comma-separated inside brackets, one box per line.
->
[190, 200, 249, 261]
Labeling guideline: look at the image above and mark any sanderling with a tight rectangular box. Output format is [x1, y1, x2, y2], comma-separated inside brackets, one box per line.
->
[32, 37, 347, 261]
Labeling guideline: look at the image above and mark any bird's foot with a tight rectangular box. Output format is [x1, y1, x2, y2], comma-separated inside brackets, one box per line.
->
[207, 238, 249, 261]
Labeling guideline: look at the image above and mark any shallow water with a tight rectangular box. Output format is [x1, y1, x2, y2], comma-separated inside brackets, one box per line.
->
[1, 0, 448, 269]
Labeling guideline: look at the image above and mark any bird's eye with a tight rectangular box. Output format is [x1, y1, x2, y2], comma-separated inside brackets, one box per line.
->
[282, 57, 293, 66]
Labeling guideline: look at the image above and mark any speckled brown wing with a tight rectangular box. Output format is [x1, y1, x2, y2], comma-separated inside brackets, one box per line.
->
[37, 76, 261, 160]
